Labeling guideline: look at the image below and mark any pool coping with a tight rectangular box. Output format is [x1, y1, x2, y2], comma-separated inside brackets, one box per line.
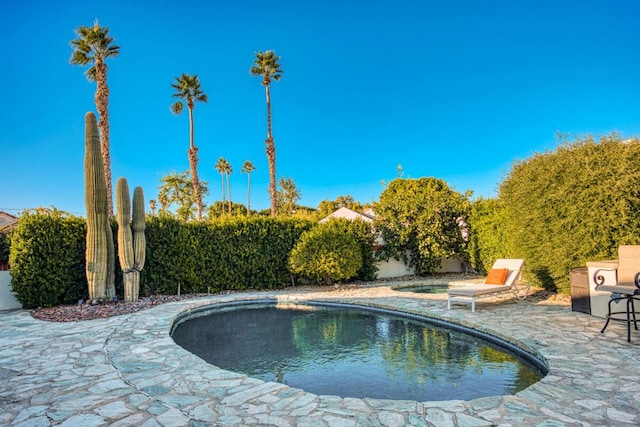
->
[2, 284, 640, 426]
[105, 289, 640, 425]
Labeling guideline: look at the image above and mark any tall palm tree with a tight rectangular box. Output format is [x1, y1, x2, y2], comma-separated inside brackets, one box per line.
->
[241, 160, 256, 215]
[224, 161, 233, 215]
[171, 74, 208, 221]
[71, 20, 120, 216]
[250, 50, 282, 216]
[214, 157, 228, 214]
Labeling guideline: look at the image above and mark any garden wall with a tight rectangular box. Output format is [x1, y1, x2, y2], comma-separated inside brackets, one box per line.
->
[0, 271, 21, 310]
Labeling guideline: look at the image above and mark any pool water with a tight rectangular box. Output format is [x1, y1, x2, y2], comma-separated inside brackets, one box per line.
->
[171, 303, 544, 401]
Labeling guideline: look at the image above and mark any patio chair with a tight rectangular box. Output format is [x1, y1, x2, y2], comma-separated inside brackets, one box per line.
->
[593, 245, 640, 342]
[447, 259, 528, 312]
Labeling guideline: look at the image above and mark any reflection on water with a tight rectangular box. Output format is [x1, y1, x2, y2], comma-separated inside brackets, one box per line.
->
[171, 304, 543, 401]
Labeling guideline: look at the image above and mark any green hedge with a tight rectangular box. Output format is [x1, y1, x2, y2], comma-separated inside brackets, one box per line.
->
[9, 212, 88, 308]
[499, 134, 640, 293]
[467, 198, 508, 274]
[0, 232, 10, 267]
[289, 219, 365, 285]
[141, 216, 314, 295]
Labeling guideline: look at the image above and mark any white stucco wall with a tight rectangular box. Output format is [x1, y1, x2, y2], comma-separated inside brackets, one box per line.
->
[375, 256, 465, 279]
[0, 271, 21, 310]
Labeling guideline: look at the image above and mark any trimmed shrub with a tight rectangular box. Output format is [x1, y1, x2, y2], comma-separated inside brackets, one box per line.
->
[9, 211, 87, 308]
[0, 232, 10, 268]
[500, 134, 640, 293]
[289, 222, 363, 285]
[467, 198, 508, 274]
[142, 216, 314, 295]
[316, 217, 377, 280]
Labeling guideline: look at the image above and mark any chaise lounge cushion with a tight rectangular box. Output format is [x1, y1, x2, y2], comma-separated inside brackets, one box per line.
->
[447, 284, 512, 296]
[485, 268, 509, 285]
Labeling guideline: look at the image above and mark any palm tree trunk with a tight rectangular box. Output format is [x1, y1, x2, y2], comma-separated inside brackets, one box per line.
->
[187, 107, 202, 220]
[94, 59, 114, 217]
[227, 172, 232, 214]
[265, 84, 277, 216]
[220, 173, 226, 214]
[247, 172, 251, 215]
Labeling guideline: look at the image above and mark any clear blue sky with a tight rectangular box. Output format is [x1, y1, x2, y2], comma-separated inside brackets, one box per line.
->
[1, 0, 639, 216]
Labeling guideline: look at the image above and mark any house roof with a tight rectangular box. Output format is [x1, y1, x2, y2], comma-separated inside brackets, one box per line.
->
[0, 211, 17, 233]
[319, 207, 375, 224]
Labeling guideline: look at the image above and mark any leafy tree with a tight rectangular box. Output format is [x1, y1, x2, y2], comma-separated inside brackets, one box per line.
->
[277, 177, 300, 215]
[289, 222, 363, 285]
[241, 160, 256, 215]
[251, 50, 282, 216]
[70, 20, 120, 216]
[207, 201, 248, 218]
[374, 177, 470, 275]
[157, 171, 208, 221]
[317, 195, 364, 219]
[499, 133, 640, 293]
[171, 73, 208, 220]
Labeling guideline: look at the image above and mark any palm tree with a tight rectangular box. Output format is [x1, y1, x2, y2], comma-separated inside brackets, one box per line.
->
[277, 177, 300, 215]
[241, 160, 256, 215]
[171, 74, 208, 221]
[214, 157, 228, 214]
[70, 20, 120, 216]
[224, 161, 233, 215]
[250, 50, 282, 216]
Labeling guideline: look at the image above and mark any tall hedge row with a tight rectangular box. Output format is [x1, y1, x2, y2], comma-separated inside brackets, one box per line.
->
[141, 216, 314, 295]
[499, 134, 640, 293]
[467, 198, 508, 274]
[9, 211, 88, 308]
[0, 232, 10, 267]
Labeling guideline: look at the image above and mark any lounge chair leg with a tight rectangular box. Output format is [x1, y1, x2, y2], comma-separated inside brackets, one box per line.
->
[471, 299, 475, 313]
[447, 296, 451, 310]
[627, 297, 632, 343]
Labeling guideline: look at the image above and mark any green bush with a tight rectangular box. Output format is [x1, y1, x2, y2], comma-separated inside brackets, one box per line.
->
[499, 133, 640, 293]
[0, 232, 10, 267]
[467, 198, 508, 274]
[289, 221, 363, 285]
[316, 217, 377, 280]
[142, 216, 313, 294]
[374, 177, 471, 275]
[9, 211, 88, 308]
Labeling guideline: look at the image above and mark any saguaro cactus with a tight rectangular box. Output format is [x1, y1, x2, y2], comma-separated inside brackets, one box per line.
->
[84, 112, 109, 301]
[116, 177, 146, 302]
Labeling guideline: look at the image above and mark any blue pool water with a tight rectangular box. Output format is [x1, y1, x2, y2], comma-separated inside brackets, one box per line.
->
[171, 302, 545, 401]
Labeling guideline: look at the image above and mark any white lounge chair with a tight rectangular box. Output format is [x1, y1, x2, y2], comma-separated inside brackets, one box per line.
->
[447, 259, 528, 312]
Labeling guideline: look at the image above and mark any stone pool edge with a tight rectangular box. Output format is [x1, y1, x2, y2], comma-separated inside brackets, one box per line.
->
[102, 291, 592, 426]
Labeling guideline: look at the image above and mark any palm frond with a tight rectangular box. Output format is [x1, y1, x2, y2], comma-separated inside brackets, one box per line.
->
[171, 102, 184, 115]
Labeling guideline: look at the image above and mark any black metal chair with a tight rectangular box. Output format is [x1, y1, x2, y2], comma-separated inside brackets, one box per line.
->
[593, 245, 640, 342]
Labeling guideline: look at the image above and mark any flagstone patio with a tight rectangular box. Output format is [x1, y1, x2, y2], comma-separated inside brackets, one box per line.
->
[1, 280, 639, 426]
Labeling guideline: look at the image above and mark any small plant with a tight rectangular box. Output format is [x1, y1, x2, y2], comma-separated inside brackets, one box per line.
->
[289, 222, 363, 285]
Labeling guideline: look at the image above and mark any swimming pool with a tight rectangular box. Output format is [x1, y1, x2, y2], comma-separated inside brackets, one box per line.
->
[171, 301, 546, 401]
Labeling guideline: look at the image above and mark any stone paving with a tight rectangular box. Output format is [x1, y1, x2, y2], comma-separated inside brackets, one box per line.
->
[1, 280, 640, 426]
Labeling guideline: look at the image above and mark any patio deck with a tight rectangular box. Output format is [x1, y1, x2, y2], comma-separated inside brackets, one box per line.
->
[1, 281, 639, 426]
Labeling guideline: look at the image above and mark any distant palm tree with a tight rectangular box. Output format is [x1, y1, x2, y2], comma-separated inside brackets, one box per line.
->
[149, 199, 157, 216]
[224, 161, 233, 215]
[250, 50, 282, 216]
[214, 157, 229, 214]
[241, 160, 256, 215]
[171, 74, 208, 221]
[70, 20, 120, 216]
